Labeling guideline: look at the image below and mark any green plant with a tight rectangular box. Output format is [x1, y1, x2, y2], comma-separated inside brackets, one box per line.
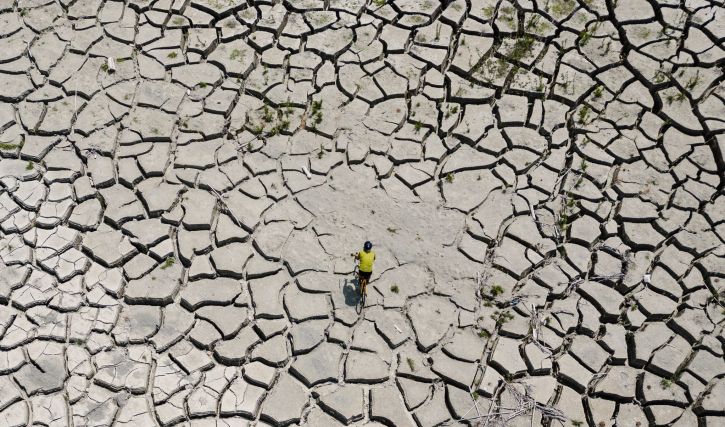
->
[0, 143, 19, 150]
[478, 329, 491, 338]
[578, 105, 590, 124]
[390, 284, 399, 294]
[509, 35, 535, 62]
[526, 14, 541, 31]
[25, 161, 34, 170]
[549, 0, 576, 17]
[100, 62, 109, 73]
[593, 85, 603, 98]
[445, 173, 454, 183]
[387, 227, 398, 234]
[262, 105, 273, 123]
[653, 70, 667, 84]
[251, 124, 265, 135]
[414, 121, 422, 133]
[499, 6, 515, 24]
[172, 17, 184, 25]
[660, 378, 672, 389]
[572, 421, 584, 427]
[308, 100, 323, 128]
[491, 310, 514, 326]
[490, 285, 504, 297]
[638, 27, 651, 39]
[685, 71, 701, 91]
[230, 48, 243, 61]
[373, 0, 386, 6]
[167, 51, 178, 59]
[578, 23, 599, 46]
[160, 257, 175, 269]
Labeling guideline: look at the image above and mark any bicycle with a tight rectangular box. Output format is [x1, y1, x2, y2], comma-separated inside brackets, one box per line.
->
[351, 257, 369, 311]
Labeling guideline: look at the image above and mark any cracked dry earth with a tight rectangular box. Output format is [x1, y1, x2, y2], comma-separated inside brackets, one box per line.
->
[0, 0, 724, 426]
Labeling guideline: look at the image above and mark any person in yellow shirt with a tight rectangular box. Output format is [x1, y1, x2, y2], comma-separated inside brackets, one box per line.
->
[353, 241, 375, 295]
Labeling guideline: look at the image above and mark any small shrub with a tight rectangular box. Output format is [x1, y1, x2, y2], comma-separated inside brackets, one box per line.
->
[229, 49, 243, 61]
[390, 284, 399, 294]
[685, 71, 701, 91]
[167, 51, 178, 59]
[491, 310, 514, 326]
[25, 161, 34, 170]
[490, 285, 504, 297]
[160, 257, 175, 269]
[578, 105, 590, 124]
[444, 173, 454, 183]
[509, 36, 535, 62]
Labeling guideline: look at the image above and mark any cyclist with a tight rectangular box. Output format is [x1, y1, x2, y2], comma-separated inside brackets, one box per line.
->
[352, 241, 375, 295]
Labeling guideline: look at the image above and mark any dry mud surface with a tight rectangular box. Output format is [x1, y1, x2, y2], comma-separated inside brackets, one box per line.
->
[0, 0, 724, 426]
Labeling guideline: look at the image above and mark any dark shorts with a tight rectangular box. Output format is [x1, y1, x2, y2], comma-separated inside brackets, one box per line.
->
[358, 271, 372, 282]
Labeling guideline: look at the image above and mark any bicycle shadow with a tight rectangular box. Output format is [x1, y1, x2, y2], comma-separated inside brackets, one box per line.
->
[341, 277, 361, 307]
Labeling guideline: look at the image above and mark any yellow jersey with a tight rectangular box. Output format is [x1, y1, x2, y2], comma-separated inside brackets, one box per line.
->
[357, 250, 375, 273]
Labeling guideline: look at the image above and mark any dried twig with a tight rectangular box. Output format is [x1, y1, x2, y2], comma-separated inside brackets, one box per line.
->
[469, 382, 567, 426]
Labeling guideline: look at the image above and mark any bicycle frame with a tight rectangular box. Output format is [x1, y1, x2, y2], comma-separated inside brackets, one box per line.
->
[354, 264, 368, 298]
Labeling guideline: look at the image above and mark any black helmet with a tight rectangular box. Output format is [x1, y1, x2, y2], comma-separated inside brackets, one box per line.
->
[364, 241, 372, 251]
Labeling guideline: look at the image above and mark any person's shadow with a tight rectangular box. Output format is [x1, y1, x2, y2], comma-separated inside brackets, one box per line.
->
[342, 277, 361, 307]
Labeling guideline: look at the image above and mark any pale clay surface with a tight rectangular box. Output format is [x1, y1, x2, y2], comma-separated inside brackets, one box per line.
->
[0, 0, 723, 426]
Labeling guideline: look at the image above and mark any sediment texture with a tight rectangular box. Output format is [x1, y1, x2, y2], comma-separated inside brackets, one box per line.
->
[0, 0, 723, 426]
